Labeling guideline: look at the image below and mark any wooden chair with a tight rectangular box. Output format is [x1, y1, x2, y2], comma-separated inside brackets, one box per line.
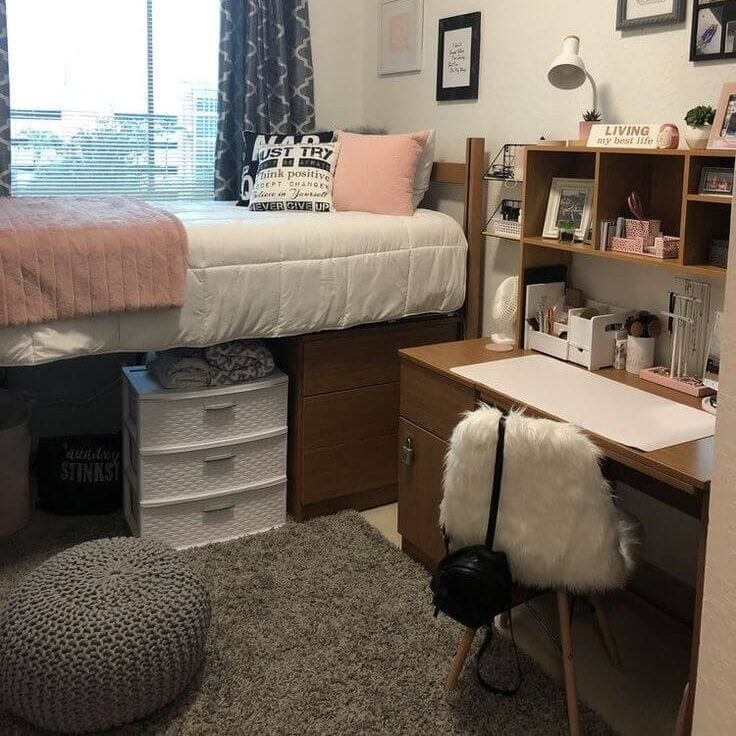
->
[440, 405, 638, 736]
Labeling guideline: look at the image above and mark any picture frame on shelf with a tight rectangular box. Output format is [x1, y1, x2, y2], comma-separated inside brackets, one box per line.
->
[542, 178, 595, 241]
[378, 0, 424, 75]
[709, 82, 736, 149]
[690, 0, 736, 62]
[436, 12, 481, 101]
[699, 167, 734, 196]
[616, 0, 686, 30]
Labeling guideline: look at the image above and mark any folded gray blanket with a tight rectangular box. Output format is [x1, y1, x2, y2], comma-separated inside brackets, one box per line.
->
[146, 340, 276, 390]
[146, 349, 211, 390]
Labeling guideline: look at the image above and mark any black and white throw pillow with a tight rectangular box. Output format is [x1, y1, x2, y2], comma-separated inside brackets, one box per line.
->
[238, 131, 336, 207]
[248, 141, 341, 213]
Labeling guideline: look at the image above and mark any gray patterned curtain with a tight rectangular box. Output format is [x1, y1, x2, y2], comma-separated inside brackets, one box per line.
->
[0, 0, 10, 195]
[215, 0, 316, 200]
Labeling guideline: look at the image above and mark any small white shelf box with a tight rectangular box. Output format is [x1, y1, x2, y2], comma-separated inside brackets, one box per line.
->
[122, 366, 288, 549]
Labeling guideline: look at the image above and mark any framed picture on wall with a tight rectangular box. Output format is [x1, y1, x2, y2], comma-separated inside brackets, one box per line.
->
[616, 0, 686, 30]
[690, 0, 736, 61]
[378, 0, 424, 75]
[436, 12, 481, 102]
[709, 82, 736, 149]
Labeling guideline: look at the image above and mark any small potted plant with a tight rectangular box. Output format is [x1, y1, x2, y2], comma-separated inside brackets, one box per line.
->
[579, 109, 601, 142]
[684, 105, 715, 149]
[557, 219, 576, 244]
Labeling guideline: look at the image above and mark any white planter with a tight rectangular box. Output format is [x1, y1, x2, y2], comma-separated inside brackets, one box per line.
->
[626, 336, 655, 375]
[684, 124, 711, 149]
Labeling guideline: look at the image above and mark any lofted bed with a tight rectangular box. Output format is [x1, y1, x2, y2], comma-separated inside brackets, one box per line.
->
[0, 137, 486, 520]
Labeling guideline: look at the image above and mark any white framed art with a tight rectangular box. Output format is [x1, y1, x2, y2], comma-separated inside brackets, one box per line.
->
[378, 0, 424, 75]
[543, 178, 595, 241]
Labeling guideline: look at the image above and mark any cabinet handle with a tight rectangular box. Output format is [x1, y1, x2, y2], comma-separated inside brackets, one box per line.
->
[401, 437, 414, 466]
[202, 502, 236, 514]
[203, 403, 236, 412]
[203, 453, 236, 464]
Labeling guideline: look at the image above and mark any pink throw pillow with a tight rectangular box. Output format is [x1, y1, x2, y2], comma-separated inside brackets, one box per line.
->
[333, 131, 429, 216]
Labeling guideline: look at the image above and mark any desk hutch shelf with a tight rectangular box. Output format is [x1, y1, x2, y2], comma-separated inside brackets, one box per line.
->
[518, 145, 734, 341]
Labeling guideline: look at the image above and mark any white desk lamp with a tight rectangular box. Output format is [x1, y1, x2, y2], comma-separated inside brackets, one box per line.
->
[547, 35, 598, 112]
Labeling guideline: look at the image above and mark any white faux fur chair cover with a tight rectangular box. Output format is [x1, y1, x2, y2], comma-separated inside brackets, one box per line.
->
[440, 404, 637, 593]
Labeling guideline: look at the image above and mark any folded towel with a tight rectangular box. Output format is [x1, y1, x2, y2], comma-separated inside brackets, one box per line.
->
[146, 349, 211, 390]
[205, 340, 275, 385]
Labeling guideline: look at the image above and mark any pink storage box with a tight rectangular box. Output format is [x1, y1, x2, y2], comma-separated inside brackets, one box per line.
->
[625, 218, 661, 242]
[610, 234, 679, 259]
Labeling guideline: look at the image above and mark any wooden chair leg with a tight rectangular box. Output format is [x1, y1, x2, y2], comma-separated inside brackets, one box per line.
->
[557, 591, 581, 736]
[446, 627, 476, 691]
[591, 595, 622, 668]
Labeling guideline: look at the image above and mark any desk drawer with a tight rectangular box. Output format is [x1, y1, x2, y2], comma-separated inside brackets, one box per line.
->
[398, 418, 447, 564]
[400, 362, 475, 441]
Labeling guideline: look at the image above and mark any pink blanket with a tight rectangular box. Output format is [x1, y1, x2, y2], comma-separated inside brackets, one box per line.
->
[0, 197, 188, 328]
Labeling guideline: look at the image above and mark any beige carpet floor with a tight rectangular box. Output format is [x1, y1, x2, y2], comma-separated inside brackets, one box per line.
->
[0, 512, 615, 735]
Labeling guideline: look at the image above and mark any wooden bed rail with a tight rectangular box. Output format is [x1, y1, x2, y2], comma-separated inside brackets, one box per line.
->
[430, 137, 486, 339]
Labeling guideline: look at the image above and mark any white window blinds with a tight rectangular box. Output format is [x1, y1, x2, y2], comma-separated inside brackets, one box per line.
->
[8, 0, 220, 200]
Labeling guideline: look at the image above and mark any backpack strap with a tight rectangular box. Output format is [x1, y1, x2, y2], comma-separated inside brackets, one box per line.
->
[476, 614, 522, 696]
[485, 413, 507, 550]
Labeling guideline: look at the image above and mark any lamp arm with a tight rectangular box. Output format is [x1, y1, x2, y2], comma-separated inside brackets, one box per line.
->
[586, 72, 598, 113]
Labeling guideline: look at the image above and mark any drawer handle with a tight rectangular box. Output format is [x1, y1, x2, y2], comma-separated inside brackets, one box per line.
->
[401, 437, 414, 466]
[203, 453, 236, 464]
[203, 403, 236, 412]
[202, 502, 236, 514]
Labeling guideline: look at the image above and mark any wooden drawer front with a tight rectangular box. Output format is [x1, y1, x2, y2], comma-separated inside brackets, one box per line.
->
[303, 383, 399, 450]
[400, 362, 475, 441]
[303, 318, 459, 396]
[398, 418, 447, 564]
[302, 435, 397, 505]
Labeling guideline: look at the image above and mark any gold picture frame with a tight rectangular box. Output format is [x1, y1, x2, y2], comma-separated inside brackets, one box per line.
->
[708, 82, 736, 149]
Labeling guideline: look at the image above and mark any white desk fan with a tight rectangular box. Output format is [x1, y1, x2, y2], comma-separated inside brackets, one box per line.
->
[487, 276, 518, 352]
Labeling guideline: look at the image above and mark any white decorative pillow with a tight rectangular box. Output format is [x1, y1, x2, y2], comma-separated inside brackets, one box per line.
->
[249, 141, 341, 213]
[413, 129, 436, 208]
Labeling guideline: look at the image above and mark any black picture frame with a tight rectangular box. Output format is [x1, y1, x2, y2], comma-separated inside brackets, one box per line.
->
[616, 0, 685, 30]
[436, 12, 481, 102]
[690, 0, 736, 62]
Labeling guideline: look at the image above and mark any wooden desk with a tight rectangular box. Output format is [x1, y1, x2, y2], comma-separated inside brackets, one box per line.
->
[398, 338, 711, 734]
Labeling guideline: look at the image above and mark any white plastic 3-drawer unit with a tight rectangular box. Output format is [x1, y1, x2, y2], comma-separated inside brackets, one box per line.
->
[122, 366, 288, 549]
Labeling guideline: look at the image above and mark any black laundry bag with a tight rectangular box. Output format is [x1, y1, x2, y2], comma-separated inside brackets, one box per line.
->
[36, 434, 122, 515]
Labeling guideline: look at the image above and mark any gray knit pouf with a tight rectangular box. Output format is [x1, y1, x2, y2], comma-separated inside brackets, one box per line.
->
[0, 537, 211, 734]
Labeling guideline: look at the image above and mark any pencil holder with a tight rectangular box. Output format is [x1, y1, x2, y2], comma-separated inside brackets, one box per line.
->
[626, 336, 655, 375]
[624, 219, 660, 242]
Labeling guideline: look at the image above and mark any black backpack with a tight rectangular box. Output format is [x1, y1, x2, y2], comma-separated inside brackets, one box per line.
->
[430, 413, 521, 695]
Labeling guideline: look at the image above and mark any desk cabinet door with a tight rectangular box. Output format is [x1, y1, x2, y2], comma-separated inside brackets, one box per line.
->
[398, 418, 448, 565]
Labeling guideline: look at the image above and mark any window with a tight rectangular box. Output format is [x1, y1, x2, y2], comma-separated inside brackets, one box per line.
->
[7, 0, 220, 200]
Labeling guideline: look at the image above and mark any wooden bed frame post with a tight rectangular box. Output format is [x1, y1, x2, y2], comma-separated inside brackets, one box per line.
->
[462, 137, 486, 339]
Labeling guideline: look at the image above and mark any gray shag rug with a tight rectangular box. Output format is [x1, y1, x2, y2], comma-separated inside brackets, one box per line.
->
[0, 512, 615, 735]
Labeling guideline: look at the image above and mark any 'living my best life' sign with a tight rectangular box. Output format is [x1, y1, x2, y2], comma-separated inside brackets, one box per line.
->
[587, 123, 680, 149]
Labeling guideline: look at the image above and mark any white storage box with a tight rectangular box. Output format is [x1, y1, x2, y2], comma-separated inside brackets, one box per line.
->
[122, 366, 288, 547]
[567, 306, 629, 371]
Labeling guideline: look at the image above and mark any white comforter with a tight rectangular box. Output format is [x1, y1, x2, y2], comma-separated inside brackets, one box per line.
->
[0, 202, 467, 366]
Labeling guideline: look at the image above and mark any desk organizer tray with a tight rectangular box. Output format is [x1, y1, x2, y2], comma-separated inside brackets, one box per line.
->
[610, 235, 679, 259]
[639, 367, 716, 398]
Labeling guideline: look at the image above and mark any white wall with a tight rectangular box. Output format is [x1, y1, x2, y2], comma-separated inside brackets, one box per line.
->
[309, 0, 370, 131]
[692, 179, 736, 735]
